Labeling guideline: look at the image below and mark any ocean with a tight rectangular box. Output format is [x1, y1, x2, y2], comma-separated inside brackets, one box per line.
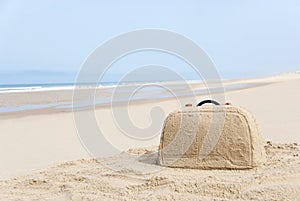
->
[0, 82, 133, 93]
[0, 81, 259, 114]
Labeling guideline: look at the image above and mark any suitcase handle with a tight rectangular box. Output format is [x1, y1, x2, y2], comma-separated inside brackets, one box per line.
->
[197, 100, 220, 107]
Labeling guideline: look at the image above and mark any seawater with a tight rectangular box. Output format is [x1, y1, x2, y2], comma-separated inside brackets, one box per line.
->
[0, 82, 261, 114]
[0, 82, 145, 93]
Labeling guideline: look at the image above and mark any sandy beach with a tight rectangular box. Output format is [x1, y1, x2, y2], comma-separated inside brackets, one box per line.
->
[0, 72, 299, 200]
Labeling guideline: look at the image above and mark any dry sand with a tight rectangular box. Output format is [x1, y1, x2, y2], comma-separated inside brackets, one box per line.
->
[0, 142, 299, 200]
[0, 72, 299, 200]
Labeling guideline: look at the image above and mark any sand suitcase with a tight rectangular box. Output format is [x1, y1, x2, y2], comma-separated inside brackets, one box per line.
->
[158, 100, 266, 169]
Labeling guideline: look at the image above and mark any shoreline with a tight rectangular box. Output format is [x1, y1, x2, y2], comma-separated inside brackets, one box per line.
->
[0, 79, 272, 117]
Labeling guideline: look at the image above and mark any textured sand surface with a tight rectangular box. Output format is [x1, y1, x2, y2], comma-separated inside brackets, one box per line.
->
[0, 142, 298, 201]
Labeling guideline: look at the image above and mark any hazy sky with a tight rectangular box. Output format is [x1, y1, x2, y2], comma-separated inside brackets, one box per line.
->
[0, 0, 300, 84]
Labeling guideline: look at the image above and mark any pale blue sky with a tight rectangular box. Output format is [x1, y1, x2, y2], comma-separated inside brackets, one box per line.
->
[0, 0, 300, 84]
